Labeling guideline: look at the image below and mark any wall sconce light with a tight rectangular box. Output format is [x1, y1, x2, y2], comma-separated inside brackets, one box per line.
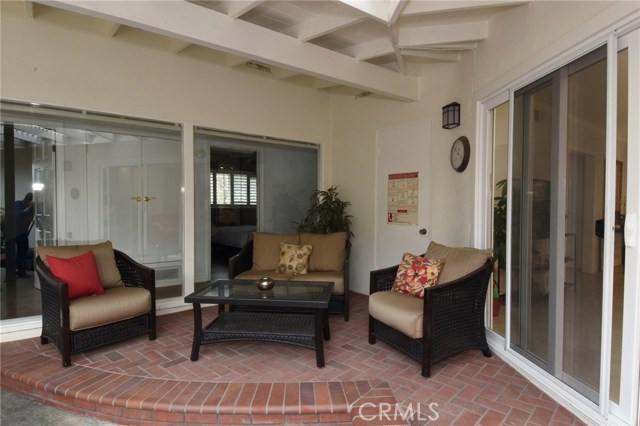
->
[442, 102, 460, 129]
[32, 182, 45, 191]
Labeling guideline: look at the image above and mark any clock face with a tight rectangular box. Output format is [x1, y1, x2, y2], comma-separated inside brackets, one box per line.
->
[450, 136, 470, 172]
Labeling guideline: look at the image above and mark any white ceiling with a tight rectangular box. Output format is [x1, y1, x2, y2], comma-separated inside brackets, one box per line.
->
[31, 0, 529, 101]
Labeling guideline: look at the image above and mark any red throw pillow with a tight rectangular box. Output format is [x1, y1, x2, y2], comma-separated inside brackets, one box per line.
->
[46, 250, 105, 300]
[391, 252, 446, 299]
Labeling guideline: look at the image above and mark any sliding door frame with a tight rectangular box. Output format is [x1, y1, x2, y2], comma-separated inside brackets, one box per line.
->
[479, 19, 640, 426]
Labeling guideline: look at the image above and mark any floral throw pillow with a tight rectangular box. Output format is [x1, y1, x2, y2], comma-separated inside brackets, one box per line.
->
[276, 243, 313, 275]
[391, 253, 446, 299]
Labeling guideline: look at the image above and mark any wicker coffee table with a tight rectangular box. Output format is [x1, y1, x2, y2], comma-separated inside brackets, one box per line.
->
[184, 279, 334, 367]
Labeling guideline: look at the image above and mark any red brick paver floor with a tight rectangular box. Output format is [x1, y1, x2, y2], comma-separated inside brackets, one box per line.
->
[1, 293, 586, 425]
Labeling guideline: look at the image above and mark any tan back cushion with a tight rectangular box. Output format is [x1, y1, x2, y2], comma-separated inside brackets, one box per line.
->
[36, 241, 124, 288]
[425, 241, 492, 284]
[299, 232, 347, 272]
[251, 232, 299, 271]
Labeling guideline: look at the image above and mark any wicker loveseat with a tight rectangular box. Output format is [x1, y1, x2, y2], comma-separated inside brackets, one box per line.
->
[368, 241, 493, 377]
[35, 241, 156, 367]
[229, 231, 350, 320]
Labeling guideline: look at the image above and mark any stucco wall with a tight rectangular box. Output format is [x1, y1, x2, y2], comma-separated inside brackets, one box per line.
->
[328, 0, 638, 294]
[0, 2, 331, 148]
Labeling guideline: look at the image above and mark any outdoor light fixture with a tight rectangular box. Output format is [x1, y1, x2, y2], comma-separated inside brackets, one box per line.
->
[442, 102, 460, 129]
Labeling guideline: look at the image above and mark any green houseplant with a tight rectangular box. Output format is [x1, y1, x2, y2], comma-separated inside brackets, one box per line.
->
[492, 179, 507, 316]
[296, 186, 354, 238]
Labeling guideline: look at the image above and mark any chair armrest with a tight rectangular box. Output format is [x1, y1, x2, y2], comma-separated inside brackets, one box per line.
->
[423, 260, 493, 335]
[369, 264, 399, 294]
[35, 256, 70, 329]
[114, 249, 155, 292]
[229, 239, 253, 278]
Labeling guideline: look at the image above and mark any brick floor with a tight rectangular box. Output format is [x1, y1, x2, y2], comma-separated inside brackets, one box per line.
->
[0, 293, 586, 425]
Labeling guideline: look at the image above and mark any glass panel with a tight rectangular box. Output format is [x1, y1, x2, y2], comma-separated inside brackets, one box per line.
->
[512, 81, 553, 364]
[609, 47, 628, 404]
[193, 131, 318, 290]
[491, 101, 509, 337]
[563, 54, 607, 399]
[0, 122, 55, 319]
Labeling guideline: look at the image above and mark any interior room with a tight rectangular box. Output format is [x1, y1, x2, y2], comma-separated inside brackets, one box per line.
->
[1, 1, 639, 425]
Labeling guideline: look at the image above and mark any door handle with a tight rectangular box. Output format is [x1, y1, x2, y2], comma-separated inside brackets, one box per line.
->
[143, 196, 156, 202]
[419, 228, 427, 235]
[130, 196, 142, 202]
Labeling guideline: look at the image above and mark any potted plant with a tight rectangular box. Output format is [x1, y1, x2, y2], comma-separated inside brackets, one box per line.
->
[492, 179, 507, 317]
[296, 186, 354, 238]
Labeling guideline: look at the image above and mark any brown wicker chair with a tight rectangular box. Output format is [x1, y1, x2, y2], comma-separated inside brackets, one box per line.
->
[36, 245, 156, 367]
[368, 243, 493, 377]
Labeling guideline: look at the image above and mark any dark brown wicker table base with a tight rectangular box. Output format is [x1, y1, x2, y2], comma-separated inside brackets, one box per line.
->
[192, 310, 327, 367]
[186, 280, 333, 368]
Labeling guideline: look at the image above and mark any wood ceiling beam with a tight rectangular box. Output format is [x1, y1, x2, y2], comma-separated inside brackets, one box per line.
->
[285, 8, 366, 42]
[398, 21, 488, 48]
[105, 22, 120, 37]
[402, 0, 528, 15]
[224, 0, 265, 20]
[38, 0, 419, 101]
[338, 0, 404, 24]
[399, 49, 461, 62]
[340, 37, 394, 61]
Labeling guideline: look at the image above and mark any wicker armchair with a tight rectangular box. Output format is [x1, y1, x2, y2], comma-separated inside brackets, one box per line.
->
[36, 244, 156, 367]
[368, 242, 493, 377]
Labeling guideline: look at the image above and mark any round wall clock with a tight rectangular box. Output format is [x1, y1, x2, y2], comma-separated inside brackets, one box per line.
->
[450, 136, 470, 173]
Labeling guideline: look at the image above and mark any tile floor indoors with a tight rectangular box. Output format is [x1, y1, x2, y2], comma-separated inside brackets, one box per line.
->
[1, 292, 586, 425]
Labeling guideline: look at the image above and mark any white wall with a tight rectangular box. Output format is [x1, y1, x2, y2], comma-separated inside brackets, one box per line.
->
[2, 1, 637, 299]
[327, 1, 639, 295]
[329, 55, 476, 294]
[0, 2, 331, 157]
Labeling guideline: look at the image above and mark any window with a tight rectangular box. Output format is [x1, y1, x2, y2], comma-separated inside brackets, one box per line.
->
[211, 171, 256, 206]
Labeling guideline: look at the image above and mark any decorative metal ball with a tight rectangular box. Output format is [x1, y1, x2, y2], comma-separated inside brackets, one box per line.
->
[256, 277, 274, 291]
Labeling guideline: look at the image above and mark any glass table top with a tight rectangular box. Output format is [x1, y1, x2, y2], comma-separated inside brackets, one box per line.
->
[185, 279, 334, 308]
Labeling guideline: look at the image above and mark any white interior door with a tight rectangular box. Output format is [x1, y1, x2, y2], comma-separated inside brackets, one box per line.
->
[375, 120, 432, 269]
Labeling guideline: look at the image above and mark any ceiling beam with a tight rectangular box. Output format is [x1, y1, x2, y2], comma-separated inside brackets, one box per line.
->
[340, 37, 394, 61]
[338, 0, 404, 24]
[398, 21, 488, 48]
[284, 8, 366, 42]
[224, 0, 265, 20]
[23, 0, 35, 18]
[38, 0, 419, 101]
[105, 22, 120, 37]
[402, 0, 528, 15]
[399, 49, 461, 62]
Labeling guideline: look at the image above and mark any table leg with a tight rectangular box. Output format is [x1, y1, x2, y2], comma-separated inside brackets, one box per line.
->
[190, 303, 202, 361]
[315, 309, 325, 368]
[323, 308, 330, 341]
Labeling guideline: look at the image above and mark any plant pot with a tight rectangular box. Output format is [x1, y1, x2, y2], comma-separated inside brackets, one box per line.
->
[492, 296, 501, 317]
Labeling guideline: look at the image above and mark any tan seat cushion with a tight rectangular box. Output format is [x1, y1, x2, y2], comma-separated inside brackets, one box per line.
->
[299, 232, 347, 272]
[233, 270, 344, 295]
[425, 241, 492, 284]
[251, 232, 299, 271]
[234, 270, 293, 282]
[69, 286, 151, 331]
[369, 291, 424, 339]
[36, 241, 123, 288]
[289, 271, 344, 295]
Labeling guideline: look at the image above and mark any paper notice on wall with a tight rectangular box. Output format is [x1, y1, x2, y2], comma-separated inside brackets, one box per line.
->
[387, 172, 419, 225]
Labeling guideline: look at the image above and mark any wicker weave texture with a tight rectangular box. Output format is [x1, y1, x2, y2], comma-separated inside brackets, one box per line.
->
[201, 312, 316, 349]
[36, 248, 157, 367]
[229, 238, 351, 320]
[369, 260, 493, 377]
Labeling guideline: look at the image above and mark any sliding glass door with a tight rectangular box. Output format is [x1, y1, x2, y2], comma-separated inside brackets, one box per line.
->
[509, 30, 638, 417]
